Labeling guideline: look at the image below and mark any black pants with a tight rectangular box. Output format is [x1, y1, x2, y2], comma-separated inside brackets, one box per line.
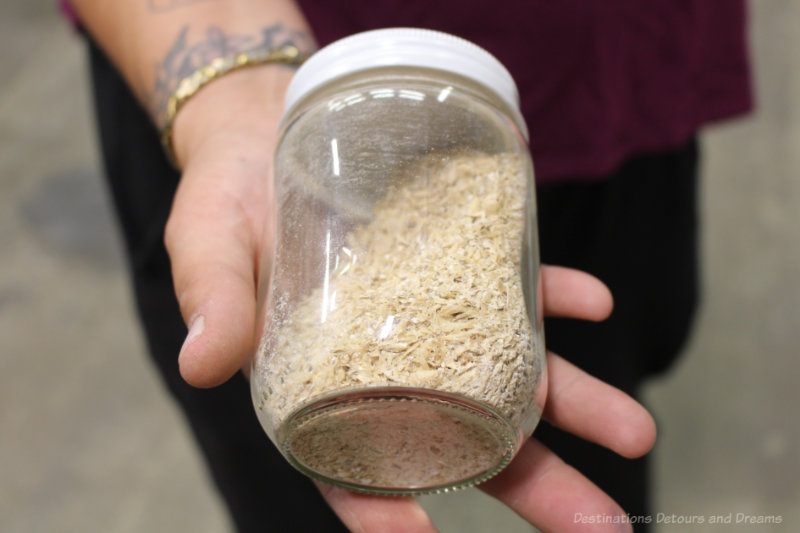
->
[535, 140, 699, 530]
[88, 40, 697, 532]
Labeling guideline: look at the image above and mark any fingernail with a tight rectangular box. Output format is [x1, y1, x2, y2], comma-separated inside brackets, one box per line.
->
[180, 314, 205, 356]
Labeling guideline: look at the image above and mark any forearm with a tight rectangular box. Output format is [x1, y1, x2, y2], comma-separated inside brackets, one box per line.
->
[71, 0, 315, 131]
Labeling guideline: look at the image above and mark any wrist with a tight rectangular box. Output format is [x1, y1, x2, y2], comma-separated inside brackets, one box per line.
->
[170, 62, 296, 169]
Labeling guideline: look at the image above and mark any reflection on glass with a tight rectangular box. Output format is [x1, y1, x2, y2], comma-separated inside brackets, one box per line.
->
[398, 89, 425, 101]
[437, 85, 454, 102]
[330, 138, 340, 176]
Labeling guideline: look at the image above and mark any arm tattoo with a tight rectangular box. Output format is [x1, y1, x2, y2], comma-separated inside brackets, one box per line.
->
[149, 22, 315, 125]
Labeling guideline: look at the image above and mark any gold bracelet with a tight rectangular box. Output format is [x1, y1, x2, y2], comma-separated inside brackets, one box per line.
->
[159, 45, 309, 169]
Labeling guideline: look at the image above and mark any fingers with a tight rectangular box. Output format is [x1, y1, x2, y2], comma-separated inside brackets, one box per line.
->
[538, 266, 654, 456]
[543, 352, 657, 459]
[541, 265, 613, 321]
[481, 439, 633, 533]
[480, 349, 656, 532]
[165, 163, 263, 388]
[315, 483, 438, 533]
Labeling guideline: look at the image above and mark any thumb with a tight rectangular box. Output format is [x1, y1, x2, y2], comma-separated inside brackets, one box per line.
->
[164, 161, 266, 388]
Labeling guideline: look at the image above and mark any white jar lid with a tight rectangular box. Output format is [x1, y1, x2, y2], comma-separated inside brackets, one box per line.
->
[284, 27, 527, 139]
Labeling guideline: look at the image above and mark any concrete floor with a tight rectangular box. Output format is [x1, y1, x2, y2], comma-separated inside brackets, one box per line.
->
[1, 2, 798, 532]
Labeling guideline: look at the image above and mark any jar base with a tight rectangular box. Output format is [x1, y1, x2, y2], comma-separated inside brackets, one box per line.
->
[278, 387, 521, 495]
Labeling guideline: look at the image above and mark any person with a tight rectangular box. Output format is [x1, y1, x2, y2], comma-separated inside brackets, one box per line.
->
[65, 0, 752, 531]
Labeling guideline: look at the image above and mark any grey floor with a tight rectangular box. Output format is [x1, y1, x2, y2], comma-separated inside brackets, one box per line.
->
[2, 2, 798, 532]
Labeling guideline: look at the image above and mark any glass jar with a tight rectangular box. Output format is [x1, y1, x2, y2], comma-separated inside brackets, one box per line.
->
[251, 28, 547, 495]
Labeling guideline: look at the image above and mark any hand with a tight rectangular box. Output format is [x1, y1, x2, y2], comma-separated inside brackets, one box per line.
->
[165, 68, 656, 533]
[316, 267, 655, 533]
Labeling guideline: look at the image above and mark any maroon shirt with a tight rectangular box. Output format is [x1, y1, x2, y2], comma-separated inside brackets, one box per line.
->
[63, 0, 753, 183]
[297, 0, 753, 183]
